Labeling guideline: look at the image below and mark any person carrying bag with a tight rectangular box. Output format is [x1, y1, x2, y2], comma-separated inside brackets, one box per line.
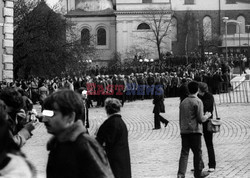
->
[207, 101, 222, 133]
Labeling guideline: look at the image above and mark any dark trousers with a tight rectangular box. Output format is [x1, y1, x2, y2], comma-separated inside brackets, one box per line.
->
[154, 113, 168, 129]
[177, 134, 204, 178]
[203, 129, 216, 169]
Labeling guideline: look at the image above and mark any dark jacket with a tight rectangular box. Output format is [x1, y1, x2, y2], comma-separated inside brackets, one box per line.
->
[96, 114, 131, 178]
[153, 87, 165, 113]
[179, 83, 189, 102]
[46, 120, 114, 178]
[198, 92, 214, 132]
[179, 95, 207, 134]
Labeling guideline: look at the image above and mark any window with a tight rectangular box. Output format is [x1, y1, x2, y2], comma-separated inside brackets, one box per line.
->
[226, 0, 236, 4]
[227, 24, 236, 35]
[97, 28, 106, 45]
[142, 0, 152, 3]
[81, 28, 90, 46]
[237, 16, 245, 34]
[137, 23, 150, 30]
[203, 16, 212, 41]
[170, 17, 177, 41]
[184, 0, 195, 5]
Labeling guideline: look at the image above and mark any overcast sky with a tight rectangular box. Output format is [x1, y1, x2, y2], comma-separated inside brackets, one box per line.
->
[46, 0, 59, 7]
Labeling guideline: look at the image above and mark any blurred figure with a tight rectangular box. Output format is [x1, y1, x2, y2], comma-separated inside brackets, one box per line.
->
[0, 100, 36, 178]
[96, 98, 131, 178]
[38, 82, 49, 111]
[178, 78, 189, 103]
[76, 87, 90, 128]
[152, 83, 169, 129]
[0, 87, 37, 147]
[42, 90, 114, 178]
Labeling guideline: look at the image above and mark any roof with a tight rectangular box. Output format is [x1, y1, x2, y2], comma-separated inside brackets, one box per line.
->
[65, 8, 116, 17]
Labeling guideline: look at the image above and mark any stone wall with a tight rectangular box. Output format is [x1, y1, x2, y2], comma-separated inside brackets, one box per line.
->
[1, 0, 13, 82]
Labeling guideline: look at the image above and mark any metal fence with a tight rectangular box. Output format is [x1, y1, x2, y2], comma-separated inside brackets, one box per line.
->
[219, 80, 250, 103]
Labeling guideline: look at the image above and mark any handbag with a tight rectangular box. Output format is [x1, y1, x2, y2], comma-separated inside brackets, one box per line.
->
[207, 101, 222, 133]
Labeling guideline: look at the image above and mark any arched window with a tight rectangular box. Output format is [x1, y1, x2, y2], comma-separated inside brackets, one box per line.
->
[97, 28, 106, 45]
[81, 28, 90, 46]
[237, 16, 245, 34]
[203, 16, 212, 41]
[137, 23, 150, 30]
[170, 17, 177, 41]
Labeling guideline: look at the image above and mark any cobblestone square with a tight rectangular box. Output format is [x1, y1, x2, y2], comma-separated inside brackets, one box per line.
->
[23, 96, 250, 178]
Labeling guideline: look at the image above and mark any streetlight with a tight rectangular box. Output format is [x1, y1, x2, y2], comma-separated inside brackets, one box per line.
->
[246, 25, 250, 54]
[139, 58, 143, 72]
[222, 17, 229, 61]
[150, 58, 155, 72]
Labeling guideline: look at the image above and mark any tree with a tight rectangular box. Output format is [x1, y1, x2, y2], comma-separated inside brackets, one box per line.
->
[14, 0, 97, 79]
[107, 52, 122, 74]
[138, 8, 174, 61]
[182, 10, 196, 64]
[198, 18, 221, 58]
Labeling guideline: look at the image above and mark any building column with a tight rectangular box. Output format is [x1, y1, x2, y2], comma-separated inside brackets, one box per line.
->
[1, 0, 13, 82]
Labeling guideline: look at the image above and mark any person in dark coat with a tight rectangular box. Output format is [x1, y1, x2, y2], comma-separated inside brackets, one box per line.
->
[42, 90, 114, 178]
[152, 82, 169, 129]
[179, 78, 189, 103]
[198, 82, 216, 172]
[96, 98, 131, 178]
[212, 70, 223, 94]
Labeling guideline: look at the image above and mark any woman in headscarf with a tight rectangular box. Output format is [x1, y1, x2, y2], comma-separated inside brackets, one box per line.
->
[96, 98, 131, 178]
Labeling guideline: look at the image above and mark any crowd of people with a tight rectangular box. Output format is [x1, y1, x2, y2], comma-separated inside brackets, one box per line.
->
[0, 81, 217, 178]
[0, 52, 248, 178]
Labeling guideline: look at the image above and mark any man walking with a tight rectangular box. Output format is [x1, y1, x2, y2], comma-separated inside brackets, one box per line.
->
[42, 90, 114, 178]
[177, 81, 211, 178]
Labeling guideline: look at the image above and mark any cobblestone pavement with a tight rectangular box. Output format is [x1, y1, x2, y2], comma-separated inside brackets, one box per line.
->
[23, 96, 250, 178]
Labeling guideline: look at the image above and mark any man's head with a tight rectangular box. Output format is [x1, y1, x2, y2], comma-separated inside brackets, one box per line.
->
[188, 81, 199, 95]
[42, 90, 85, 135]
[0, 87, 23, 113]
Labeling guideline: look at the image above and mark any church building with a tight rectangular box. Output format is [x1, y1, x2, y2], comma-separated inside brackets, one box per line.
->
[62, 0, 250, 66]
[63, 0, 172, 66]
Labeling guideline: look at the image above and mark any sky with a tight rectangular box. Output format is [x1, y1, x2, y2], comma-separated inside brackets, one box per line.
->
[46, 0, 59, 7]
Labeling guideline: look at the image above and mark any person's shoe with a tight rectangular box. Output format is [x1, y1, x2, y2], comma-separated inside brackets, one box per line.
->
[152, 127, 160, 130]
[164, 121, 169, 127]
[200, 171, 209, 178]
[177, 175, 184, 178]
[208, 168, 215, 172]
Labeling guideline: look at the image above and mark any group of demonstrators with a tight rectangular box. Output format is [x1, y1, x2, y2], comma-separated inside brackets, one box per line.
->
[0, 52, 246, 178]
[0, 65, 232, 110]
[0, 79, 217, 178]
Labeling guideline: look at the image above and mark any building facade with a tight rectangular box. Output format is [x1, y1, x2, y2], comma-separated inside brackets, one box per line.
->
[0, 0, 14, 82]
[63, 0, 250, 65]
[171, 0, 250, 57]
